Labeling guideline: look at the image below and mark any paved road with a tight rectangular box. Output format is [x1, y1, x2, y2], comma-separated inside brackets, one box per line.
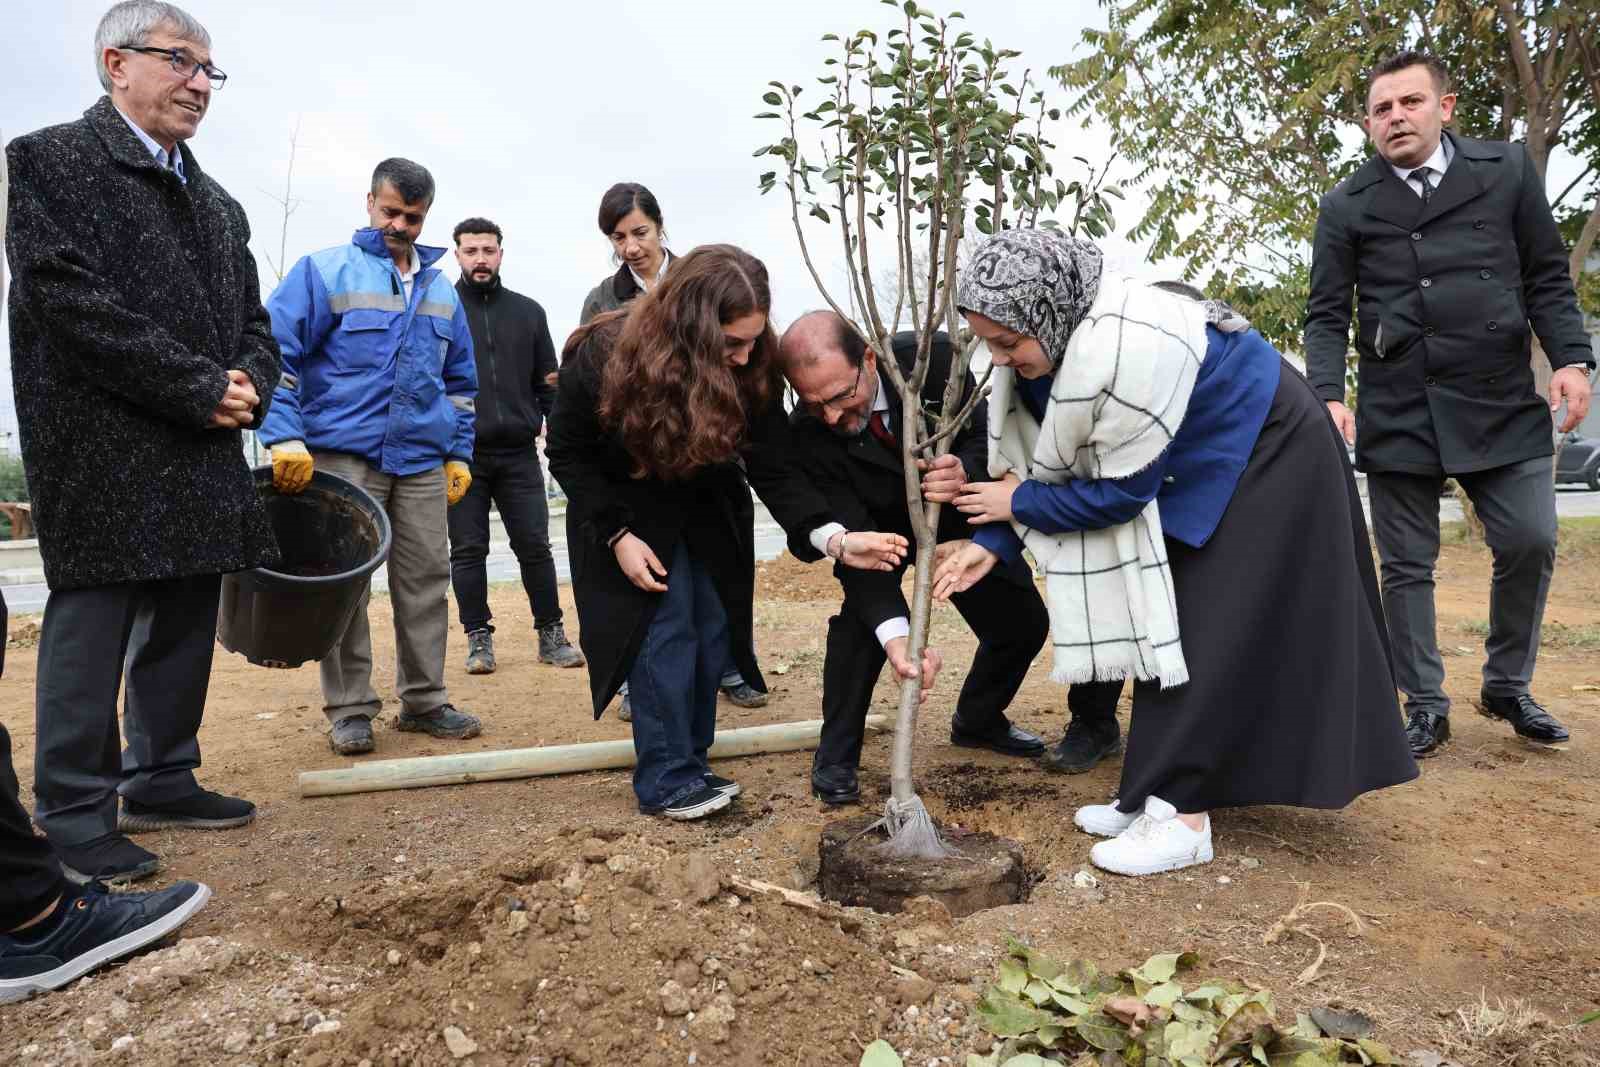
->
[4, 490, 1599, 615]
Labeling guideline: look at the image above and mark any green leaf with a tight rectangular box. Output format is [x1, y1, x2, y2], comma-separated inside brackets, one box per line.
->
[809, 204, 832, 224]
[1215, 1001, 1276, 1055]
[998, 958, 1029, 993]
[1143, 982, 1183, 1009]
[965, 1056, 999, 1067]
[975, 988, 1056, 1038]
[1127, 952, 1199, 986]
[1580, 1010, 1600, 1025]
[1022, 979, 1054, 1006]
[762, 91, 783, 106]
[1033, 1024, 1066, 1049]
[1054, 959, 1099, 992]
[1050, 989, 1093, 1015]
[1356, 1040, 1394, 1064]
[860, 1040, 904, 1067]
[1075, 1013, 1127, 1052]
[999, 1057, 1049, 1067]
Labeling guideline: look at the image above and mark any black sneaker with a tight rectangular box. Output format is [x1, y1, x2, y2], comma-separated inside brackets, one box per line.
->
[465, 629, 496, 675]
[0, 880, 211, 1004]
[55, 833, 161, 886]
[704, 773, 742, 798]
[1040, 716, 1123, 775]
[719, 682, 769, 708]
[119, 789, 256, 833]
[640, 783, 733, 821]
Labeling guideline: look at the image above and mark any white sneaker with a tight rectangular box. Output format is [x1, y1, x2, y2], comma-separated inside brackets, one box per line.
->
[1089, 796, 1213, 876]
[1074, 798, 1139, 837]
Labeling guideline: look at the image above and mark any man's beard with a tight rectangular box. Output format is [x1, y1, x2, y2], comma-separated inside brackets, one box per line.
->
[464, 268, 499, 290]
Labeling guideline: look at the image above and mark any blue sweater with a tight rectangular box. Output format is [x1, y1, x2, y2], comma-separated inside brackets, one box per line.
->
[974, 325, 1280, 562]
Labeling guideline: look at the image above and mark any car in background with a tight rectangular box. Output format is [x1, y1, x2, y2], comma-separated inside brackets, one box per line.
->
[1556, 431, 1600, 491]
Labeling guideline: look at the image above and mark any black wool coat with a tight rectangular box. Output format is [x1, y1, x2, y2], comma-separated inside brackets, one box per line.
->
[545, 319, 833, 716]
[5, 97, 281, 589]
[786, 332, 1021, 632]
[1305, 132, 1593, 476]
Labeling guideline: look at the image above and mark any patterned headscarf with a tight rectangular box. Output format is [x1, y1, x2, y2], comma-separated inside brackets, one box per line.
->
[957, 229, 1104, 369]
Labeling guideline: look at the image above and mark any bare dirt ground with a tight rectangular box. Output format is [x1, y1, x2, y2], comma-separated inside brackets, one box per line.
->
[3, 525, 1598, 1067]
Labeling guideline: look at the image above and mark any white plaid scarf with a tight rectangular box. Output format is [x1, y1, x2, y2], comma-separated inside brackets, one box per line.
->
[981, 273, 1209, 688]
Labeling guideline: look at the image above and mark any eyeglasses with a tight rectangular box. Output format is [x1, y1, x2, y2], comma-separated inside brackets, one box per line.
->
[806, 362, 864, 414]
[119, 46, 227, 90]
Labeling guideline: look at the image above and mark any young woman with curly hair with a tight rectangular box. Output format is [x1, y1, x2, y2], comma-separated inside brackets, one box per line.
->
[548, 244, 907, 820]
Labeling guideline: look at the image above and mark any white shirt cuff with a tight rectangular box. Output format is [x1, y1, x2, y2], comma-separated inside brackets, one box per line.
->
[874, 617, 910, 648]
[810, 522, 847, 557]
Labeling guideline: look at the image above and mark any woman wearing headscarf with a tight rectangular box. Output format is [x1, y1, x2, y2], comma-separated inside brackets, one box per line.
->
[934, 229, 1417, 875]
[549, 244, 905, 820]
[579, 183, 768, 719]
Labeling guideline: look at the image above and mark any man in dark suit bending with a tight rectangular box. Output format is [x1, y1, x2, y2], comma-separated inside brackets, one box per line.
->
[778, 312, 1122, 805]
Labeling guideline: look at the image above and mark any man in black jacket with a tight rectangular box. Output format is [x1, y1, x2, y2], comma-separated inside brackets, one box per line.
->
[1305, 51, 1593, 757]
[6, 1, 277, 883]
[449, 218, 582, 672]
[777, 312, 1105, 806]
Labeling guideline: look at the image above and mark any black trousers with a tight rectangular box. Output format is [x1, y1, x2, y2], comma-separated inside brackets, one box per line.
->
[33, 574, 220, 846]
[1, 590, 65, 930]
[447, 446, 562, 633]
[814, 559, 1117, 775]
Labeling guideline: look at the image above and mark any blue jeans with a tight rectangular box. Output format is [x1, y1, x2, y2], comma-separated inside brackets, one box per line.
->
[628, 544, 730, 810]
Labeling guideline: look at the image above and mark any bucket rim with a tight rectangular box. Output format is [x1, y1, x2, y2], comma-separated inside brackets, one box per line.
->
[244, 465, 393, 586]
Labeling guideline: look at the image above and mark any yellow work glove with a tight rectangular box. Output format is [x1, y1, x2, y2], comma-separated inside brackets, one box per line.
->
[445, 461, 472, 506]
[270, 441, 314, 494]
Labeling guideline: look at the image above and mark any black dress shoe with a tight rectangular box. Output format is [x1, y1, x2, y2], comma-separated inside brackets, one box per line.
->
[810, 766, 860, 806]
[1478, 691, 1570, 745]
[1040, 716, 1123, 774]
[1405, 708, 1451, 758]
[949, 719, 1045, 757]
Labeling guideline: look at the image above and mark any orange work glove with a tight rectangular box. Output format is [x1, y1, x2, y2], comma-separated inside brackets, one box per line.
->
[270, 441, 314, 494]
[445, 461, 472, 506]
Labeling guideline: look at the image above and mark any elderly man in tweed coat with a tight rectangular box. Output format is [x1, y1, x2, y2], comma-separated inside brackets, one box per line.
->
[4, 1, 279, 884]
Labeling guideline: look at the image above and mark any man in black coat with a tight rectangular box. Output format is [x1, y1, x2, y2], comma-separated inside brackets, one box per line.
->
[1305, 51, 1593, 757]
[4, 2, 279, 882]
[778, 312, 1098, 806]
[449, 217, 582, 674]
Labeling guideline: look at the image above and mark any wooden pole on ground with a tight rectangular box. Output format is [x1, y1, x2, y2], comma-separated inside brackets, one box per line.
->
[297, 714, 890, 798]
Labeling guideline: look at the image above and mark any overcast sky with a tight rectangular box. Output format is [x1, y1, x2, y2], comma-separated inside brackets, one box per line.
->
[2, 1, 1590, 448]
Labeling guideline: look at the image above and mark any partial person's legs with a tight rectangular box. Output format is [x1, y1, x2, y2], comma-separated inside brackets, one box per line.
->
[812, 600, 887, 802]
[495, 449, 563, 629]
[447, 455, 495, 635]
[1366, 470, 1450, 716]
[387, 466, 476, 737]
[689, 554, 729, 776]
[1, 721, 65, 935]
[314, 454, 390, 729]
[32, 585, 139, 847]
[1459, 456, 1567, 742]
[947, 563, 1047, 755]
[627, 545, 724, 815]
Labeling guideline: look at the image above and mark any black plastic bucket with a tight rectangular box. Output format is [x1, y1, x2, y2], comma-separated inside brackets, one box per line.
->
[217, 466, 392, 668]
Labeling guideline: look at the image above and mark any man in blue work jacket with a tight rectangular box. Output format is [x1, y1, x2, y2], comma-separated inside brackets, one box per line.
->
[259, 157, 481, 756]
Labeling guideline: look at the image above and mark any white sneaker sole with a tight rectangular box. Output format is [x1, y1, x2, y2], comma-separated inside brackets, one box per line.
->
[1090, 841, 1214, 876]
[661, 791, 734, 821]
[1074, 807, 1138, 838]
[0, 884, 212, 1005]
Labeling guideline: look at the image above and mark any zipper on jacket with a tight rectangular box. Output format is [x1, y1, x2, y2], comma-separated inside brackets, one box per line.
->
[480, 290, 501, 436]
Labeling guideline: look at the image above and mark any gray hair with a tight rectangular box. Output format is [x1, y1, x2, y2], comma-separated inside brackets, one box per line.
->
[94, 1, 212, 93]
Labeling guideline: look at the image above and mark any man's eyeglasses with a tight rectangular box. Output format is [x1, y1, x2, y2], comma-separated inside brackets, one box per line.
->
[119, 46, 227, 90]
[806, 361, 864, 414]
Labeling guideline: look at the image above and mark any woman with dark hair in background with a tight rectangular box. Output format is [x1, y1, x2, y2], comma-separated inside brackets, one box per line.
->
[549, 244, 905, 819]
[579, 183, 768, 719]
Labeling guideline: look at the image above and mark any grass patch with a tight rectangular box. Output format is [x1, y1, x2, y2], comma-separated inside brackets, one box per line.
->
[1461, 617, 1600, 651]
[1440, 515, 1600, 554]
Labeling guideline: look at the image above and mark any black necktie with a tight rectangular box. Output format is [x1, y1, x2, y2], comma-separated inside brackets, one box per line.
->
[1411, 166, 1434, 204]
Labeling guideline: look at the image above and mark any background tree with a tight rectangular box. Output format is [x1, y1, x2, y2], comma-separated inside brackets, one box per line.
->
[756, 0, 1117, 857]
[1053, 0, 1600, 369]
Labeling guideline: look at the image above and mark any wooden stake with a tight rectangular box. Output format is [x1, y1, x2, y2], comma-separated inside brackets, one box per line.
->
[297, 714, 891, 798]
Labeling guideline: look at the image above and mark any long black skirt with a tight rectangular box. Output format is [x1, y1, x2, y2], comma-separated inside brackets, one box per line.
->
[1115, 360, 1419, 814]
